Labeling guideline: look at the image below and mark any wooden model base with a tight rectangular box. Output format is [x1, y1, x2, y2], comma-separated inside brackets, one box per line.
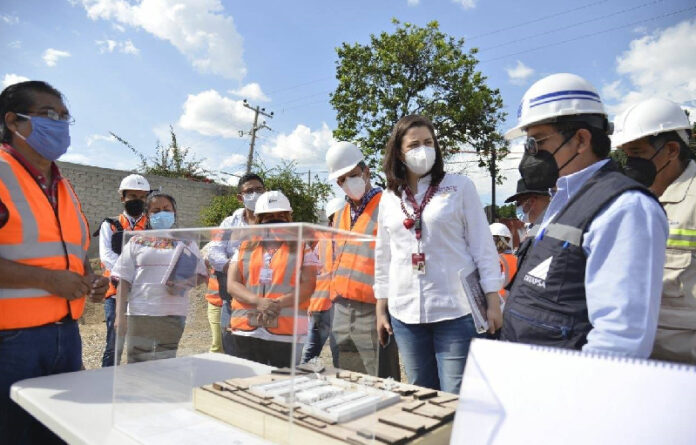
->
[194, 370, 457, 444]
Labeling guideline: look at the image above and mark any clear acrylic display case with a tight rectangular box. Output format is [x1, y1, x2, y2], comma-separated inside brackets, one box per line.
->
[111, 223, 387, 444]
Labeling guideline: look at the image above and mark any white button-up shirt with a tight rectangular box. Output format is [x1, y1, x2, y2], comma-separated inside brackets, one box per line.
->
[98, 212, 145, 271]
[207, 207, 249, 272]
[374, 173, 502, 324]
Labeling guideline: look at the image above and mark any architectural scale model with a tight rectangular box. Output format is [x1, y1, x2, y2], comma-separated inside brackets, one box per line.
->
[194, 370, 458, 444]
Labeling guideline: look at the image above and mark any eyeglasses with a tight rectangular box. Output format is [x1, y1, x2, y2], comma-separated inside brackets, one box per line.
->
[17, 110, 75, 124]
[241, 186, 265, 194]
[524, 134, 555, 155]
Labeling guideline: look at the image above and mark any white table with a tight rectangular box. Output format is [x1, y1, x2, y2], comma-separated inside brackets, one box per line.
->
[11, 353, 276, 445]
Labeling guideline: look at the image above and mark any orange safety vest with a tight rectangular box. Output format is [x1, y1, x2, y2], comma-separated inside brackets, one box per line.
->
[499, 252, 518, 301]
[230, 240, 309, 336]
[205, 268, 223, 307]
[307, 240, 333, 313]
[0, 150, 90, 330]
[102, 213, 148, 298]
[330, 193, 379, 304]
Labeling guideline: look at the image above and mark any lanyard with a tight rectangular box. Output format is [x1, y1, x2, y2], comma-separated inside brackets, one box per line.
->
[400, 181, 440, 242]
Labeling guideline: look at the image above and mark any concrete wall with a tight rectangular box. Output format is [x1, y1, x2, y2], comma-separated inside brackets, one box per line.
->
[56, 161, 232, 257]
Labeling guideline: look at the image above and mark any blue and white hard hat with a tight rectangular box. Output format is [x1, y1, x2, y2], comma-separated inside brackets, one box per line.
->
[505, 73, 608, 140]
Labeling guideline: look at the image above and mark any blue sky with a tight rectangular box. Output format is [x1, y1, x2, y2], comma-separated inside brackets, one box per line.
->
[2, 0, 695, 206]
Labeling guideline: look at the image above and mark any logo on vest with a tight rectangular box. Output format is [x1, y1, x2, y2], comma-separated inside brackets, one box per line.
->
[523, 256, 553, 289]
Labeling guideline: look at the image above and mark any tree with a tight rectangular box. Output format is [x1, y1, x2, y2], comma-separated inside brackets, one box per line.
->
[200, 160, 333, 226]
[497, 203, 516, 219]
[331, 19, 508, 184]
[111, 125, 211, 182]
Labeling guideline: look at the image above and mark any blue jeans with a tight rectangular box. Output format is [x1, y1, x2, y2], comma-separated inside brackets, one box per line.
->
[301, 307, 339, 367]
[391, 314, 480, 394]
[101, 296, 116, 367]
[0, 320, 82, 444]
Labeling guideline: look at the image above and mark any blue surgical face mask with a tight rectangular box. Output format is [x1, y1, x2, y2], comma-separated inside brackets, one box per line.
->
[14, 114, 71, 161]
[516, 205, 530, 224]
[149, 211, 176, 230]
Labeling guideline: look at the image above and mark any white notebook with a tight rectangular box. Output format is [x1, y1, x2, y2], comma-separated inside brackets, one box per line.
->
[451, 339, 696, 445]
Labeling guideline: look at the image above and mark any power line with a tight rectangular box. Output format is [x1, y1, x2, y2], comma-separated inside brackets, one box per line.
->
[467, 0, 609, 40]
[478, 0, 664, 53]
[480, 4, 696, 63]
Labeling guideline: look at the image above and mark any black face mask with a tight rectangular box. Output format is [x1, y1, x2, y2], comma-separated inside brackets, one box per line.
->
[519, 133, 577, 191]
[124, 199, 145, 218]
[623, 143, 669, 188]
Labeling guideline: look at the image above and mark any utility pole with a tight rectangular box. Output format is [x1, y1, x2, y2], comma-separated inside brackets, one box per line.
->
[241, 99, 273, 174]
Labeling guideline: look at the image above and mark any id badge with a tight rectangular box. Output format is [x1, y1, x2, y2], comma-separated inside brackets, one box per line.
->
[260, 267, 273, 284]
[412, 253, 426, 275]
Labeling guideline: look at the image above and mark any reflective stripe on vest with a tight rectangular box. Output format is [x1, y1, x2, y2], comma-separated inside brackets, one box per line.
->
[230, 240, 308, 335]
[330, 193, 379, 304]
[308, 240, 333, 312]
[667, 228, 696, 249]
[0, 151, 90, 329]
[103, 214, 148, 298]
[205, 269, 223, 307]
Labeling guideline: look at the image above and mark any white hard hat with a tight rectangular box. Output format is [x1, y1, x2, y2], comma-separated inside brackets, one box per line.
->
[612, 97, 691, 148]
[326, 141, 364, 181]
[118, 174, 150, 192]
[325, 196, 346, 218]
[490, 222, 512, 239]
[505, 73, 607, 140]
[254, 190, 292, 214]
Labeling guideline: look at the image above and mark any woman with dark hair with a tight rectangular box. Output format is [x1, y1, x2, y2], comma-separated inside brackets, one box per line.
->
[113, 192, 207, 363]
[374, 114, 502, 394]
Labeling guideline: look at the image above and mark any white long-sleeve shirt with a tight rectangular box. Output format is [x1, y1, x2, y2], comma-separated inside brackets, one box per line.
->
[98, 212, 146, 271]
[374, 173, 502, 324]
[207, 208, 249, 272]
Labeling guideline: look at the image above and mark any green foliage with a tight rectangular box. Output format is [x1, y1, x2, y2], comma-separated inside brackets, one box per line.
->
[111, 125, 211, 182]
[200, 194, 243, 227]
[497, 203, 516, 218]
[257, 160, 333, 223]
[330, 19, 508, 185]
[199, 160, 333, 227]
[609, 148, 627, 167]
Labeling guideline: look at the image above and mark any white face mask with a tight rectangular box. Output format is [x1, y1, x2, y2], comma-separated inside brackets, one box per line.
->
[341, 175, 366, 201]
[242, 192, 261, 210]
[516, 204, 530, 223]
[404, 146, 436, 176]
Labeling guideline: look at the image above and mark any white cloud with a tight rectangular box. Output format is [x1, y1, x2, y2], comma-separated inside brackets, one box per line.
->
[86, 133, 116, 147]
[1, 14, 19, 25]
[601, 80, 622, 102]
[506, 60, 534, 85]
[77, 0, 246, 79]
[122, 40, 139, 55]
[261, 123, 336, 164]
[178, 89, 255, 138]
[43, 49, 71, 67]
[407, 0, 420, 6]
[228, 83, 270, 102]
[96, 39, 117, 53]
[112, 23, 125, 32]
[603, 18, 696, 117]
[452, 0, 477, 9]
[96, 39, 139, 55]
[221, 154, 247, 168]
[61, 151, 91, 165]
[7, 40, 21, 49]
[2, 73, 29, 89]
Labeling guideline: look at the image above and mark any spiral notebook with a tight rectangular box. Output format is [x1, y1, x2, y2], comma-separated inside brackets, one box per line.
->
[451, 339, 696, 445]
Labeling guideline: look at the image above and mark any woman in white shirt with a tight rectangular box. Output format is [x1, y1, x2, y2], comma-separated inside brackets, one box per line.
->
[374, 115, 503, 394]
[113, 192, 207, 363]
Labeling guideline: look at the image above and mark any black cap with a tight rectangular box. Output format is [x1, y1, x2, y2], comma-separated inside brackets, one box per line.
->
[504, 179, 550, 203]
